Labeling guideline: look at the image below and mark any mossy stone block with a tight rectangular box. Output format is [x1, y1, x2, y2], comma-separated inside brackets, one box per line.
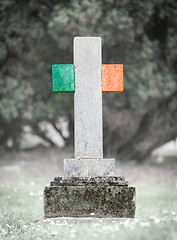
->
[44, 179, 136, 218]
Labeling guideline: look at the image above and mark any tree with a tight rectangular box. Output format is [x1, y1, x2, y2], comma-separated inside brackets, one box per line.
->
[0, 0, 176, 161]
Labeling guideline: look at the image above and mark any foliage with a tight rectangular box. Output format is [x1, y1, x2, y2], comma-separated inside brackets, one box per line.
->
[0, 0, 176, 159]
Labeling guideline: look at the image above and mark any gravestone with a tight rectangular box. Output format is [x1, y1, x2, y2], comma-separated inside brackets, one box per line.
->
[44, 37, 136, 218]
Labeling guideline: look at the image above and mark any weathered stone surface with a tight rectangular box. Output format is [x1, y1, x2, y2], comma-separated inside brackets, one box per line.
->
[74, 37, 103, 159]
[51, 176, 128, 186]
[64, 158, 115, 178]
[44, 181, 136, 218]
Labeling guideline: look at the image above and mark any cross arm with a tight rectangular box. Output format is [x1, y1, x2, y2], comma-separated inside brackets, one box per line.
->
[102, 64, 123, 93]
[52, 64, 75, 93]
[52, 64, 123, 93]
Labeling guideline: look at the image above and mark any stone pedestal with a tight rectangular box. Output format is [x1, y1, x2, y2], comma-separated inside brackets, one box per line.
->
[44, 177, 136, 218]
[64, 158, 115, 178]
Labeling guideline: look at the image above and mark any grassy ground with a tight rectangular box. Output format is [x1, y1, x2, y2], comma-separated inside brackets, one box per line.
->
[0, 148, 177, 239]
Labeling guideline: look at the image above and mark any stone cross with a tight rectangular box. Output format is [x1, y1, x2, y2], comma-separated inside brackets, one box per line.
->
[52, 37, 123, 178]
[45, 37, 135, 219]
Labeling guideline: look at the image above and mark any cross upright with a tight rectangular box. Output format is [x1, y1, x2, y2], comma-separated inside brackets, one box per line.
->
[52, 37, 123, 178]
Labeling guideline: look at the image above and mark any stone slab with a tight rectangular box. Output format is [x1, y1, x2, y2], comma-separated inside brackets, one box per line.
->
[51, 176, 128, 186]
[74, 37, 103, 158]
[64, 158, 115, 178]
[44, 184, 136, 218]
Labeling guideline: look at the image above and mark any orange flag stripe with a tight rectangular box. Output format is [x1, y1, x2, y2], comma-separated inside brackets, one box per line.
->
[102, 64, 123, 93]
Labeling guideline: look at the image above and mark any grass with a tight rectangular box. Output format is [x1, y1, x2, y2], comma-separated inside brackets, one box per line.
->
[0, 179, 177, 240]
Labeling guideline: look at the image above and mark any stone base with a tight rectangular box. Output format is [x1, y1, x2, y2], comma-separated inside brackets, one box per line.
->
[44, 177, 136, 218]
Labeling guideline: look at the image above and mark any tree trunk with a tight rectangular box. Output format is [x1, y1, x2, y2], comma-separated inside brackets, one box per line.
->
[103, 90, 177, 161]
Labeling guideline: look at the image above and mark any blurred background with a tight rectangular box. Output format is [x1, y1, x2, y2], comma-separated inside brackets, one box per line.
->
[0, 0, 177, 166]
[0, 2, 177, 238]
